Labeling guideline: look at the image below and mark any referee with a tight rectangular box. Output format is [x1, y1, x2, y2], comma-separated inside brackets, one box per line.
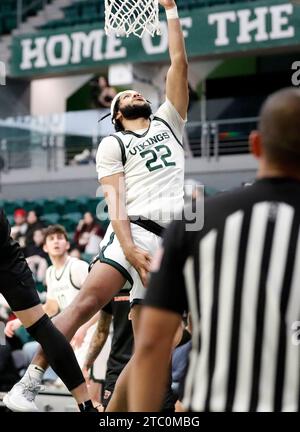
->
[130, 87, 300, 412]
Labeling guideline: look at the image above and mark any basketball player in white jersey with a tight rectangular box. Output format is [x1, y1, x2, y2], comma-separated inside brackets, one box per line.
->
[6, 0, 188, 411]
[4, 225, 105, 411]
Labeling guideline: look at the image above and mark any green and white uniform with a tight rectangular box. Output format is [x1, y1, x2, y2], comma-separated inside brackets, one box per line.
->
[96, 98, 186, 303]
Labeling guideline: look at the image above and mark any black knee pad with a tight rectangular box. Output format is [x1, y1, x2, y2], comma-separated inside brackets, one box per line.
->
[26, 314, 85, 391]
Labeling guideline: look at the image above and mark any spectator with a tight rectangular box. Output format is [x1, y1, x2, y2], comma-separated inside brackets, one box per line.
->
[25, 210, 45, 248]
[91, 76, 117, 109]
[73, 212, 104, 254]
[25, 229, 48, 283]
[10, 208, 27, 248]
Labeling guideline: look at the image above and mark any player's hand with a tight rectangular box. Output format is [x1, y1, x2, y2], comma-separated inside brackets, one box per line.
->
[94, 403, 104, 412]
[71, 326, 87, 349]
[4, 319, 22, 338]
[124, 245, 151, 287]
[159, 0, 176, 10]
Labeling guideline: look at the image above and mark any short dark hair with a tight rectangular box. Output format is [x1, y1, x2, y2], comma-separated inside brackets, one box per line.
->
[43, 225, 68, 244]
[259, 88, 300, 170]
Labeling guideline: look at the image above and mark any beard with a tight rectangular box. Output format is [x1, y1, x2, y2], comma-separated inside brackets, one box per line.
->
[120, 102, 152, 120]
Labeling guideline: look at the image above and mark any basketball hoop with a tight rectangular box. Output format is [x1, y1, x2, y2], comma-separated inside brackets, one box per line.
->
[104, 0, 161, 38]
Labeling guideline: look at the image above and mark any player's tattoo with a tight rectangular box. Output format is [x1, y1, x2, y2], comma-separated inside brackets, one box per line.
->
[84, 310, 112, 370]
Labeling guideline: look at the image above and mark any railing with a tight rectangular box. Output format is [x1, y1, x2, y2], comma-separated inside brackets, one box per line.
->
[0, 110, 259, 175]
[186, 117, 258, 160]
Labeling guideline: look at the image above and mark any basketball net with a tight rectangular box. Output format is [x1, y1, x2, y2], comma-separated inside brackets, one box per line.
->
[104, 0, 161, 38]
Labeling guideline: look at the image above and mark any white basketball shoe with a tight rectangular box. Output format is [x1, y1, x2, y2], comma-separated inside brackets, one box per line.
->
[3, 378, 43, 412]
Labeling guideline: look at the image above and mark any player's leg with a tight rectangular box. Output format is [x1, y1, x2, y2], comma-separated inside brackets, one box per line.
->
[32, 261, 125, 366]
[106, 227, 163, 411]
[0, 272, 94, 412]
[6, 261, 126, 411]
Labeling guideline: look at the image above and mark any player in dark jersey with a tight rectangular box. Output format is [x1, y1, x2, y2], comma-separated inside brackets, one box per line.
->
[0, 209, 96, 412]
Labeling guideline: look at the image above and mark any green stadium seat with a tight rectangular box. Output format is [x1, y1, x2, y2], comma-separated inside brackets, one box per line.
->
[54, 196, 68, 207]
[6, 214, 14, 226]
[41, 213, 60, 225]
[86, 197, 104, 215]
[65, 212, 82, 223]
[76, 196, 90, 206]
[63, 200, 82, 213]
[34, 198, 47, 207]
[0, 0, 54, 35]
[43, 200, 61, 214]
[59, 217, 77, 233]
[3, 201, 18, 215]
[35, 0, 253, 32]
[22, 200, 42, 214]
[13, 199, 25, 209]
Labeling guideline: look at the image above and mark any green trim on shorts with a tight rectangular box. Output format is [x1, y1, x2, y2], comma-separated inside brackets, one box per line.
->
[98, 232, 134, 287]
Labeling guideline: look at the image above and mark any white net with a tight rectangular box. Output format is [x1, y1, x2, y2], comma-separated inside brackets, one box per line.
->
[104, 0, 161, 38]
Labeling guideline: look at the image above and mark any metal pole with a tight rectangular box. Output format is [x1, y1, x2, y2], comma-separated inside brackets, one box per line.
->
[201, 122, 208, 159]
[211, 122, 219, 162]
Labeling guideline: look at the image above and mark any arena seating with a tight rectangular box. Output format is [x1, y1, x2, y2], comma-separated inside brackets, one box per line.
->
[0, 187, 218, 238]
[39, 0, 255, 31]
[0, 0, 53, 35]
[0, 0, 260, 36]
[0, 195, 109, 236]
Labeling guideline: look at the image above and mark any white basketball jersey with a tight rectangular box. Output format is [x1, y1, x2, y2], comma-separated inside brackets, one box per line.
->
[46, 257, 89, 311]
[96, 99, 186, 226]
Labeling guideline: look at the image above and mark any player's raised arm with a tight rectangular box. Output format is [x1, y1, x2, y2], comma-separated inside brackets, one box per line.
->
[160, 0, 189, 119]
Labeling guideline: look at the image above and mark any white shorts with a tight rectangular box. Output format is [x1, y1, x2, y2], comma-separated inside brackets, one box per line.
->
[99, 223, 162, 303]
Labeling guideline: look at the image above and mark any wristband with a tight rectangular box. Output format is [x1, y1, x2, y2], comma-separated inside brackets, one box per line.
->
[166, 6, 179, 20]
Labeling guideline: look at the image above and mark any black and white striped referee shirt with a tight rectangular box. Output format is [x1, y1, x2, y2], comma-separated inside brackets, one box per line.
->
[145, 177, 300, 412]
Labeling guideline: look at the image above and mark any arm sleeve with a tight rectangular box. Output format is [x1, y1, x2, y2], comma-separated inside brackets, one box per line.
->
[154, 98, 187, 142]
[96, 136, 124, 180]
[70, 260, 89, 289]
[144, 220, 189, 316]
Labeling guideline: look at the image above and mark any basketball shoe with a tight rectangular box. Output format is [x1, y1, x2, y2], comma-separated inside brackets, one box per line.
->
[3, 377, 42, 412]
